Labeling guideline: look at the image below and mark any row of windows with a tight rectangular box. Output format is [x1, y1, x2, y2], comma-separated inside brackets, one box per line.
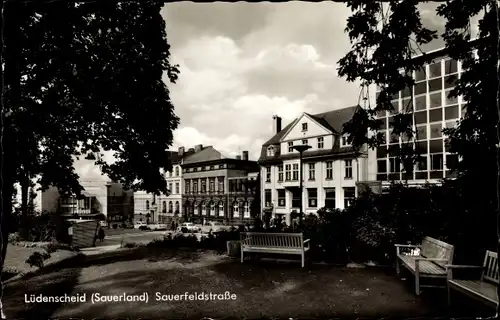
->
[166, 167, 180, 177]
[378, 120, 458, 145]
[377, 153, 458, 173]
[145, 200, 180, 213]
[190, 201, 252, 218]
[183, 164, 229, 173]
[185, 178, 225, 194]
[264, 187, 356, 209]
[265, 160, 353, 182]
[267, 135, 352, 157]
[168, 182, 180, 194]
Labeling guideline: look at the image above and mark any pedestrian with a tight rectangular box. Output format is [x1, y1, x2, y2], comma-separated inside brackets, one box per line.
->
[171, 220, 176, 231]
[98, 227, 105, 242]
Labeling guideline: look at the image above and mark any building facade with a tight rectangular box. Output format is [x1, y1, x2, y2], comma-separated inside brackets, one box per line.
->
[133, 149, 190, 224]
[258, 107, 368, 225]
[41, 180, 133, 221]
[369, 49, 463, 186]
[182, 145, 260, 226]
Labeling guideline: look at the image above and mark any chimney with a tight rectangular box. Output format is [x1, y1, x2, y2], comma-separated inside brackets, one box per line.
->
[235, 155, 241, 160]
[242, 151, 248, 161]
[272, 115, 282, 134]
[178, 146, 185, 157]
[194, 144, 203, 153]
[188, 148, 194, 153]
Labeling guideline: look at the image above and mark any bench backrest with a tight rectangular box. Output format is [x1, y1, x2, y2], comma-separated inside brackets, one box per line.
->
[481, 250, 499, 284]
[241, 232, 304, 248]
[420, 236, 454, 268]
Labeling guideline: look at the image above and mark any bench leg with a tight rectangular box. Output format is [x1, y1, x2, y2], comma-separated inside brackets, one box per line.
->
[396, 259, 400, 275]
[447, 283, 451, 307]
[301, 252, 305, 268]
[241, 249, 244, 263]
[415, 275, 420, 295]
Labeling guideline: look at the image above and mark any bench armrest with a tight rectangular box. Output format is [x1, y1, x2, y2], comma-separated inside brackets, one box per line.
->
[303, 239, 310, 249]
[415, 258, 448, 262]
[445, 264, 484, 280]
[394, 244, 419, 248]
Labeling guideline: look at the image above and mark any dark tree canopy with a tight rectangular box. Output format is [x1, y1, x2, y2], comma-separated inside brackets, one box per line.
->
[3, 1, 179, 198]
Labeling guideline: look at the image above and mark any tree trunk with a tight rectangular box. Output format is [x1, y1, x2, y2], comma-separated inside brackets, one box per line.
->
[0, 182, 14, 320]
[19, 172, 29, 240]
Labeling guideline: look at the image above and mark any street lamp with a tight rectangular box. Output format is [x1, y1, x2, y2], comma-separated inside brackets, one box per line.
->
[292, 144, 312, 224]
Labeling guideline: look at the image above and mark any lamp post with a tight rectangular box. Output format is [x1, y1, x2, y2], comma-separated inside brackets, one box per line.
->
[292, 144, 312, 225]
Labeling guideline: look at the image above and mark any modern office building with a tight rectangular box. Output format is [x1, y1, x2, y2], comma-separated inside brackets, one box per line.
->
[182, 145, 260, 226]
[370, 48, 463, 185]
[258, 106, 369, 225]
[41, 180, 134, 221]
[133, 149, 193, 224]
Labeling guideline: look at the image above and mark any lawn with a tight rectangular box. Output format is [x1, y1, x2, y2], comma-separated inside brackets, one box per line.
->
[2, 247, 494, 319]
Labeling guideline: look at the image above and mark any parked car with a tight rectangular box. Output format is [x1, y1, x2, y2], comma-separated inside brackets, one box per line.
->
[134, 222, 147, 229]
[201, 221, 233, 233]
[149, 224, 168, 231]
[178, 222, 202, 233]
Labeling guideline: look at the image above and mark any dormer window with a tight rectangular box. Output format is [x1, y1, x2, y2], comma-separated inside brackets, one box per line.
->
[341, 134, 351, 147]
[267, 145, 275, 157]
[302, 123, 308, 131]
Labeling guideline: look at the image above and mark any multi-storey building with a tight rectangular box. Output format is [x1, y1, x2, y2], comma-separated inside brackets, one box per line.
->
[258, 107, 368, 225]
[182, 145, 260, 226]
[41, 180, 134, 222]
[133, 149, 192, 224]
[369, 48, 463, 185]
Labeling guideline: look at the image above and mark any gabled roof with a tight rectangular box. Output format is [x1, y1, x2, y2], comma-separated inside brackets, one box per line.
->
[182, 146, 223, 164]
[263, 105, 358, 147]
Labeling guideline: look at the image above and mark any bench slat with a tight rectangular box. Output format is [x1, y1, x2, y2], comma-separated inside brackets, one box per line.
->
[398, 255, 447, 275]
[449, 279, 498, 304]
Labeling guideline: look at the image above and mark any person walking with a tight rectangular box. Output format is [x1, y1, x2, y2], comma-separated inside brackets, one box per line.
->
[98, 227, 105, 242]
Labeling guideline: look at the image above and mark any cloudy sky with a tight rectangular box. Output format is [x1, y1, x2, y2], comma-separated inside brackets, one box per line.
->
[74, 2, 474, 182]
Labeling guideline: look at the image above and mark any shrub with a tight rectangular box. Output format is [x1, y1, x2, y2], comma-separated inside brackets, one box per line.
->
[25, 251, 51, 268]
[8, 233, 20, 244]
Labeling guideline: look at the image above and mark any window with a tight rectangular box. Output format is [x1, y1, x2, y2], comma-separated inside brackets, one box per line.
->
[345, 160, 353, 179]
[444, 59, 458, 75]
[344, 187, 356, 208]
[219, 164, 224, 169]
[243, 202, 250, 218]
[168, 201, 173, 213]
[175, 183, 179, 194]
[218, 178, 224, 193]
[326, 161, 333, 179]
[265, 167, 271, 182]
[429, 123, 443, 139]
[302, 139, 308, 145]
[292, 164, 299, 180]
[429, 109, 442, 122]
[288, 142, 294, 152]
[285, 164, 291, 181]
[146, 200, 150, 210]
[168, 183, 173, 193]
[193, 202, 199, 215]
[444, 89, 458, 105]
[415, 67, 426, 82]
[444, 75, 458, 89]
[341, 135, 351, 147]
[277, 189, 286, 207]
[428, 62, 441, 78]
[429, 92, 441, 109]
[428, 78, 442, 92]
[308, 188, 317, 208]
[445, 106, 459, 120]
[185, 181, 190, 194]
[324, 188, 335, 208]
[317, 137, 324, 149]
[302, 123, 308, 131]
[414, 81, 426, 95]
[193, 181, 198, 193]
[377, 159, 387, 173]
[416, 155, 428, 171]
[389, 157, 400, 173]
[175, 167, 179, 176]
[267, 146, 275, 157]
[175, 201, 179, 213]
[308, 163, 315, 180]
[416, 125, 427, 141]
[218, 201, 224, 217]
[278, 165, 284, 181]
[162, 201, 166, 213]
[209, 180, 215, 192]
[201, 201, 207, 215]
[415, 95, 427, 111]
[201, 180, 206, 193]
[264, 189, 272, 206]
[431, 154, 444, 170]
[210, 202, 216, 216]
[233, 202, 239, 217]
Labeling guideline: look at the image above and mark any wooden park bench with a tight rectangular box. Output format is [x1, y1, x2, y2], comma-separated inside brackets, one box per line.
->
[446, 250, 498, 309]
[240, 232, 310, 268]
[395, 236, 455, 295]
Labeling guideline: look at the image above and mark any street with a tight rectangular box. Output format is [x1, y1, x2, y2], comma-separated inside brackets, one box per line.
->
[94, 229, 206, 247]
